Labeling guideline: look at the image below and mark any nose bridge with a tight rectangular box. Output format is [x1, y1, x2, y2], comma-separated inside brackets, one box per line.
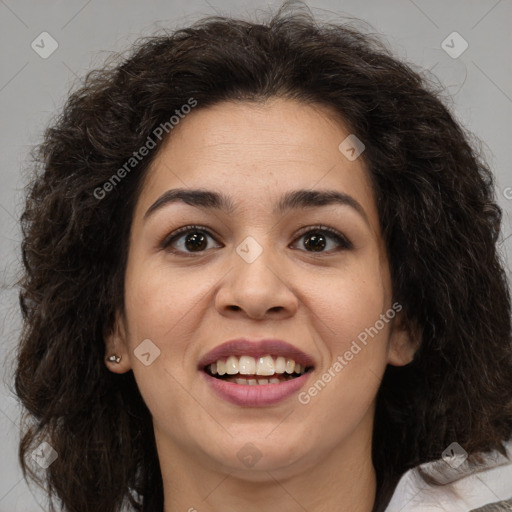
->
[215, 231, 297, 318]
[235, 234, 267, 266]
[232, 232, 285, 289]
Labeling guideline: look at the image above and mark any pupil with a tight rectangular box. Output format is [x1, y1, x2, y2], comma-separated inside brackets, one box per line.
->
[184, 231, 327, 252]
[185, 232, 207, 251]
[305, 232, 326, 251]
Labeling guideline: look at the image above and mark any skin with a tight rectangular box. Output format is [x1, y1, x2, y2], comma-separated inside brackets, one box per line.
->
[105, 98, 419, 512]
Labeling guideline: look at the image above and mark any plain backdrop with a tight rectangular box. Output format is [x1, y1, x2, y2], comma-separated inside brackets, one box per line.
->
[0, 0, 511, 510]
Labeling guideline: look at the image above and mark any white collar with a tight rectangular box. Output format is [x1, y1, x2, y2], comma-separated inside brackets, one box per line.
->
[385, 439, 512, 511]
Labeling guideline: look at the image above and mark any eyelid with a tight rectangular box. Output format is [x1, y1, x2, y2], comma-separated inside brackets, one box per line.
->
[292, 224, 353, 250]
[161, 224, 353, 253]
[161, 224, 218, 249]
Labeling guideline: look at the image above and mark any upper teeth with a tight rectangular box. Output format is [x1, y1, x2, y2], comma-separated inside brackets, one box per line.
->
[208, 355, 307, 376]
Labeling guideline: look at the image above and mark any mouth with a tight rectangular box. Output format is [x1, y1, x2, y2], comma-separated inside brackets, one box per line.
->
[203, 355, 313, 385]
[198, 338, 315, 406]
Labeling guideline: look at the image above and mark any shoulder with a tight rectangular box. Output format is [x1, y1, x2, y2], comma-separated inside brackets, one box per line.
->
[384, 439, 512, 511]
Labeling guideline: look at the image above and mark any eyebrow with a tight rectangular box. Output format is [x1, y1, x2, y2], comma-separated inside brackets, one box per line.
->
[144, 188, 370, 226]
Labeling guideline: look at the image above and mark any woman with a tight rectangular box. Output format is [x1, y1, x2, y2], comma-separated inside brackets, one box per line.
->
[14, 3, 512, 511]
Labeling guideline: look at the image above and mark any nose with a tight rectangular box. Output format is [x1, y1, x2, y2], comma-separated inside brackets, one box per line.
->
[214, 244, 299, 320]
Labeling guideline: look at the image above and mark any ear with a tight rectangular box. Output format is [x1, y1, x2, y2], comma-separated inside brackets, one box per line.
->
[104, 310, 132, 374]
[387, 312, 421, 367]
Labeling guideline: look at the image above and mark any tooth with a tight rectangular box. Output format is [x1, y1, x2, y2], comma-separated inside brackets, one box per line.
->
[256, 355, 275, 375]
[235, 378, 246, 384]
[210, 355, 305, 378]
[275, 356, 286, 373]
[247, 379, 258, 385]
[217, 360, 226, 376]
[257, 378, 269, 385]
[269, 378, 280, 384]
[226, 356, 239, 375]
[285, 359, 295, 374]
[238, 356, 256, 375]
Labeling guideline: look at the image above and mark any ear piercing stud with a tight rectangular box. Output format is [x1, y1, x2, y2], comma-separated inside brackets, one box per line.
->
[106, 354, 122, 363]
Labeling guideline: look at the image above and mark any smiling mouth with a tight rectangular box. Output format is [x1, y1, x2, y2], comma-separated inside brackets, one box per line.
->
[203, 354, 314, 385]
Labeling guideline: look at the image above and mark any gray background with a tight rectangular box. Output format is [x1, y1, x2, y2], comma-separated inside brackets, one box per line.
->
[1, 0, 511, 510]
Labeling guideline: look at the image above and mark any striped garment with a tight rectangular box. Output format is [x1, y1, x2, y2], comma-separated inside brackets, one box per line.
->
[384, 439, 512, 511]
[471, 499, 512, 511]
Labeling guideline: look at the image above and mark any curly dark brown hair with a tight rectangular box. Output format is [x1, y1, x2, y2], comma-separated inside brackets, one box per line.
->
[14, 2, 512, 511]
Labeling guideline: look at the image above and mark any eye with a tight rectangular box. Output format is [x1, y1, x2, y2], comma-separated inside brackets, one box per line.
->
[161, 224, 353, 255]
[161, 225, 221, 254]
[291, 225, 353, 253]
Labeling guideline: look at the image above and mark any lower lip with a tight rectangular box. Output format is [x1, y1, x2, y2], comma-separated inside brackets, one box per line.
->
[201, 371, 312, 407]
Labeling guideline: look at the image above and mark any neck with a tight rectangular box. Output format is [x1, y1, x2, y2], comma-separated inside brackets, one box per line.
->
[157, 415, 377, 512]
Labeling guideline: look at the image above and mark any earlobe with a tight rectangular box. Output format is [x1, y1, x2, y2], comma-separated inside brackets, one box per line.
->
[104, 311, 132, 374]
[387, 314, 421, 367]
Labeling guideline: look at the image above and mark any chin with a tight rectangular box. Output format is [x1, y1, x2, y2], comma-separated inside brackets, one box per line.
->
[204, 439, 309, 476]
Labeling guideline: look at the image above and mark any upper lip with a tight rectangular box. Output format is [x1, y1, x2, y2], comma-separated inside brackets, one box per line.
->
[198, 338, 316, 370]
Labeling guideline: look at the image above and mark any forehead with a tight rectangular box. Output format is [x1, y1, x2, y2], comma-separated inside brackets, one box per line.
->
[135, 98, 379, 229]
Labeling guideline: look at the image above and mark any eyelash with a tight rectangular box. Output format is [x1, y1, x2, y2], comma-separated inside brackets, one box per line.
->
[161, 224, 353, 255]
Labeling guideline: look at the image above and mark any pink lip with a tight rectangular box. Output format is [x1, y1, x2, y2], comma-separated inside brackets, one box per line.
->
[197, 338, 315, 369]
[197, 338, 315, 407]
[200, 370, 312, 407]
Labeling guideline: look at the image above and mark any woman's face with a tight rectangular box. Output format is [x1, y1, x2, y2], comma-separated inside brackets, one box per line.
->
[106, 98, 416, 479]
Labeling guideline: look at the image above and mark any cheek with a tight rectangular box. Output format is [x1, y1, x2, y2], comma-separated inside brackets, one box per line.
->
[308, 261, 389, 354]
[122, 259, 224, 403]
[298, 259, 392, 418]
[124, 259, 210, 343]
[121, 266, 205, 419]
